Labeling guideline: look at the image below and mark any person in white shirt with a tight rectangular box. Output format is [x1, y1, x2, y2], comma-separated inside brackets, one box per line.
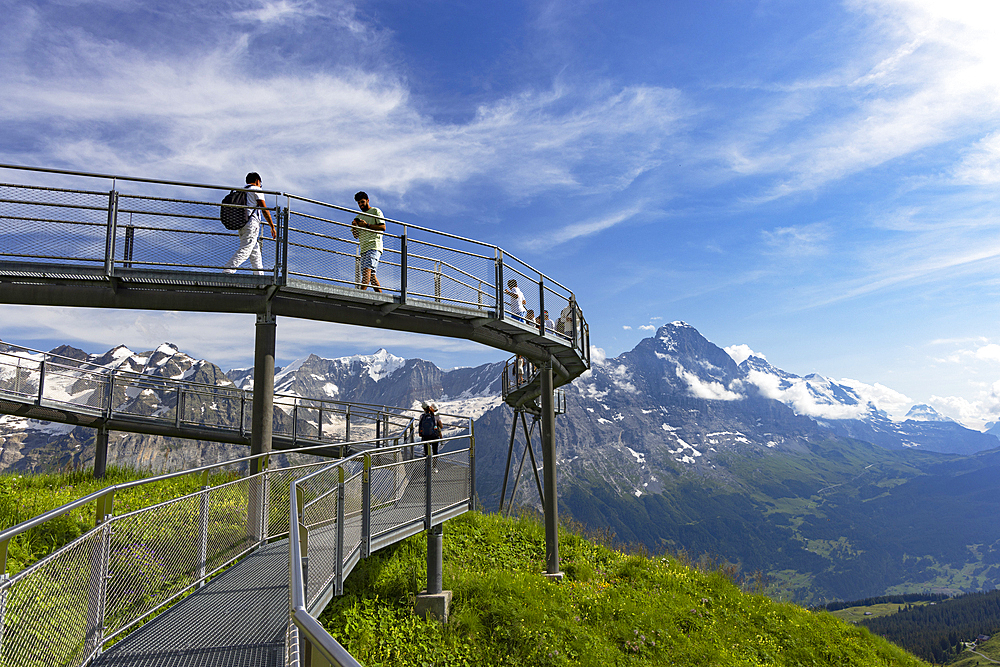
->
[505, 279, 527, 322]
[225, 172, 276, 275]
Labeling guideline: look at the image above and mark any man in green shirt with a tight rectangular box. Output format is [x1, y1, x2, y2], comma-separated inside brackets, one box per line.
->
[352, 191, 385, 293]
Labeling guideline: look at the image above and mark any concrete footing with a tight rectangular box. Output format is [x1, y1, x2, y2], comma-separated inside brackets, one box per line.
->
[543, 571, 565, 582]
[415, 590, 452, 623]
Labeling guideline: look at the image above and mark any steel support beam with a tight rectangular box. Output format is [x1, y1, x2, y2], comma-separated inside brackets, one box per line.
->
[539, 362, 560, 576]
[249, 311, 276, 543]
[93, 426, 109, 479]
[426, 524, 443, 595]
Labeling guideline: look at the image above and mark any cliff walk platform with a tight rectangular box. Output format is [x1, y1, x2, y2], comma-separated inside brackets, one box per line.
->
[0, 164, 591, 666]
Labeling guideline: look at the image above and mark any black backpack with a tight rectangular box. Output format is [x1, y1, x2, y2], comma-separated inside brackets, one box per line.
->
[220, 189, 252, 230]
[419, 412, 438, 439]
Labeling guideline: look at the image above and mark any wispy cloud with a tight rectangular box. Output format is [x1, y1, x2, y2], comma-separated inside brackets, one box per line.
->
[762, 223, 830, 257]
[0, 7, 686, 214]
[725, 0, 1000, 199]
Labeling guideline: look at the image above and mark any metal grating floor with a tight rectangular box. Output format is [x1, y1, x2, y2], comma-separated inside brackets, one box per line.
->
[92, 540, 290, 667]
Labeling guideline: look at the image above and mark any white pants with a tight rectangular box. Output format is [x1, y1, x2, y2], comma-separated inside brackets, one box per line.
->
[224, 219, 264, 274]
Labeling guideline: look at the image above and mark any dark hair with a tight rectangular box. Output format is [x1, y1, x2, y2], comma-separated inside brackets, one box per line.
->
[246, 172, 261, 185]
[354, 191, 369, 201]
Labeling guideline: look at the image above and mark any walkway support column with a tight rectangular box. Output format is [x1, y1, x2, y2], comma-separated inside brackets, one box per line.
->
[415, 524, 451, 622]
[540, 362, 562, 578]
[249, 311, 276, 543]
[93, 425, 109, 479]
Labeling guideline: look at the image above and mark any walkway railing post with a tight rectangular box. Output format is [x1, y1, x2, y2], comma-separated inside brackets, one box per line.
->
[345, 405, 351, 442]
[469, 420, 476, 512]
[335, 466, 345, 596]
[425, 447, 433, 530]
[197, 485, 210, 586]
[318, 405, 324, 440]
[103, 189, 118, 277]
[495, 248, 504, 321]
[105, 370, 115, 420]
[400, 227, 408, 304]
[361, 454, 371, 558]
[36, 359, 45, 404]
[175, 387, 183, 428]
[0, 575, 10, 653]
[538, 277, 546, 335]
[85, 523, 110, 659]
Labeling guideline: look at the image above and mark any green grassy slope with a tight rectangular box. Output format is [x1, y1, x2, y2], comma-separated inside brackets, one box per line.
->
[321, 511, 928, 666]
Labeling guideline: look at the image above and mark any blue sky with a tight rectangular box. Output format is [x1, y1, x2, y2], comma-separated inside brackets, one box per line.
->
[3, 0, 1000, 427]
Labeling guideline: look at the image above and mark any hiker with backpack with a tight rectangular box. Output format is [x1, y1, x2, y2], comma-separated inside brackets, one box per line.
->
[419, 401, 444, 472]
[223, 172, 276, 275]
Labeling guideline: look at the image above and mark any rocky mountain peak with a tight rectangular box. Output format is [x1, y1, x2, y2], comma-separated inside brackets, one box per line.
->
[905, 403, 951, 422]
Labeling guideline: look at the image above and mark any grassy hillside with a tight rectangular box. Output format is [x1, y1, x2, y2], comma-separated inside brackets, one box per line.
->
[321, 511, 927, 666]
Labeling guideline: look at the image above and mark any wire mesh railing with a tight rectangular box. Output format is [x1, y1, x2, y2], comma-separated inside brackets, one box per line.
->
[0, 341, 475, 452]
[0, 164, 589, 367]
[0, 413, 472, 667]
[289, 433, 474, 666]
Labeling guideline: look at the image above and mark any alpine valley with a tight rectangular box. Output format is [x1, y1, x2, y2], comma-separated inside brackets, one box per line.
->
[2, 322, 1000, 606]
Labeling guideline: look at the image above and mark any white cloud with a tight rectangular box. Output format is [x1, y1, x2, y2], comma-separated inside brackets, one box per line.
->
[235, 0, 323, 25]
[745, 370, 869, 420]
[954, 132, 1000, 184]
[975, 344, 1000, 363]
[589, 345, 607, 365]
[930, 380, 1000, 430]
[0, 15, 686, 216]
[638, 325, 655, 331]
[728, 0, 1000, 199]
[622, 325, 632, 330]
[676, 366, 743, 401]
[762, 223, 830, 257]
[724, 344, 764, 365]
[837, 378, 913, 420]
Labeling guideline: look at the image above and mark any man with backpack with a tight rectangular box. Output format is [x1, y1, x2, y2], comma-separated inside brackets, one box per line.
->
[224, 172, 276, 275]
[419, 402, 443, 472]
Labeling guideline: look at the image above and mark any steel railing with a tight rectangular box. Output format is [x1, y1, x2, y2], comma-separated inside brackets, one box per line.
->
[288, 432, 473, 666]
[501, 355, 567, 413]
[0, 164, 589, 367]
[0, 417, 473, 666]
[0, 341, 471, 450]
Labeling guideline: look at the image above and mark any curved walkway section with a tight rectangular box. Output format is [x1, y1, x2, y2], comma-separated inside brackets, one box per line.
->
[0, 164, 590, 387]
[0, 340, 455, 456]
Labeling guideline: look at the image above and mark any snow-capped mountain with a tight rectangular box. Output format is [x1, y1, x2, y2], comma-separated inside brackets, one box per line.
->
[905, 404, 953, 422]
[227, 349, 503, 419]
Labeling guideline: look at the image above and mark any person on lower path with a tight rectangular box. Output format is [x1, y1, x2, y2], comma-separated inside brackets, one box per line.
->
[225, 172, 276, 275]
[419, 401, 443, 472]
[352, 191, 385, 292]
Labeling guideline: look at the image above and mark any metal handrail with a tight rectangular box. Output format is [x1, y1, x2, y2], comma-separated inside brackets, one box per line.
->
[290, 479, 362, 667]
[0, 163, 587, 358]
[288, 431, 473, 665]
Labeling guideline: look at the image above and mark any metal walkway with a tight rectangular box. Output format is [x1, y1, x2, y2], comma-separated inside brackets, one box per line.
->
[0, 163, 591, 667]
[94, 540, 291, 667]
[0, 163, 590, 385]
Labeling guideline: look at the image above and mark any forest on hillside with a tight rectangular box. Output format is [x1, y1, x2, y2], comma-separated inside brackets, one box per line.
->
[861, 590, 1000, 663]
